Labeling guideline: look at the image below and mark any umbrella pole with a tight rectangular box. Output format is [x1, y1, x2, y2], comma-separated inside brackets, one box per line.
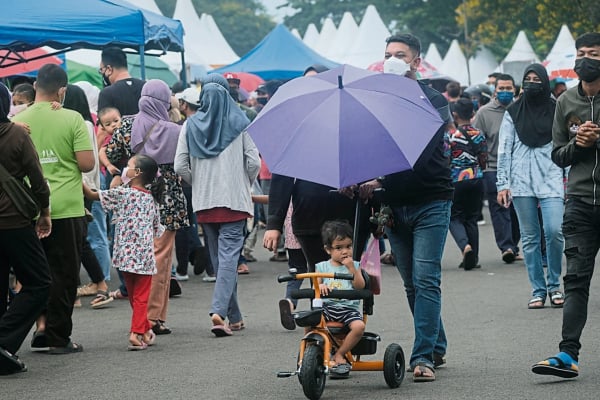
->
[353, 197, 361, 260]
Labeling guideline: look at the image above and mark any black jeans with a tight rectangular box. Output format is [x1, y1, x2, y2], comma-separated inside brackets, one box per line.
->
[449, 179, 484, 257]
[559, 197, 600, 361]
[0, 226, 51, 354]
[41, 217, 85, 347]
[483, 171, 520, 254]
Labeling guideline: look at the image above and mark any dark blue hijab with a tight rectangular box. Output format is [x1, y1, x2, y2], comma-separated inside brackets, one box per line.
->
[186, 82, 250, 159]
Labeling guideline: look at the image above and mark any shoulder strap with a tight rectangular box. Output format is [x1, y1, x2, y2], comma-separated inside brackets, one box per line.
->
[135, 122, 159, 153]
[0, 159, 12, 181]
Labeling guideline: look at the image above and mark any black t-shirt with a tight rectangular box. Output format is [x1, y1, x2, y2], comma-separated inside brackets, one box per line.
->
[98, 78, 145, 116]
[381, 81, 454, 206]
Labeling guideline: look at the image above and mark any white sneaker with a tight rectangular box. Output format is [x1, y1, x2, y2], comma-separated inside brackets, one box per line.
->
[202, 275, 216, 282]
[175, 273, 189, 281]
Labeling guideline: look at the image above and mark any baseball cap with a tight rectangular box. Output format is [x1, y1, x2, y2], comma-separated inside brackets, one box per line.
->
[175, 87, 201, 106]
[223, 72, 241, 85]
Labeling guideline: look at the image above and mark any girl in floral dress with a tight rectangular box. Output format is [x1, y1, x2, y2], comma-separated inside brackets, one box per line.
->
[84, 154, 165, 350]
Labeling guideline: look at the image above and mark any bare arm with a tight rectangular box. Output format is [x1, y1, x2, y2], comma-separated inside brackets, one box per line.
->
[76, 150, 95, 173]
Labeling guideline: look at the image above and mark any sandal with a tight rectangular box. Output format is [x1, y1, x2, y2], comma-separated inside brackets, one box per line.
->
[550, 291, 565, 308]
[532, 352, 578, 378]
[90, 290, 114, 309]
[229, 321, 245, 331]
[413, 363, 435, 382]
[528, 296, 545, 309]
[48, 341, 83, 355]
[151, 321, 172, 335]
[128, 335, 148, 351]
[380, 253, 395, 265]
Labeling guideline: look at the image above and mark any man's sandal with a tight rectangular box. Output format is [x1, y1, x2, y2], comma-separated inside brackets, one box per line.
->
[532, 352, 578, 378]
[528, 296, 545, 309]
[413, 363, 435, 382]
[550, 291, 565, 308]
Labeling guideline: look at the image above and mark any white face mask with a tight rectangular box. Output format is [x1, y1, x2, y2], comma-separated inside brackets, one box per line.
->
[383, 56, 411, 76]
[9, 103, 28, 117]
[121, 167, 131, 185]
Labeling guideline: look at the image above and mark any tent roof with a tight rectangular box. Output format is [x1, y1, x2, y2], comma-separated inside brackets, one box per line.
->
[343, 5, 390, 68]
[440, 40, 468, 85]
[424, 43, 443, 69]
[502, 31, 540, 63]
[202, 14, 239, 66]
[303, 24, 320, 50]
[0, 0, 183, 54]
[314, 17, 337, 58]
[327, 12, 359, 62]
[468, 46, 499, 84]
[211, 24, 338, 80]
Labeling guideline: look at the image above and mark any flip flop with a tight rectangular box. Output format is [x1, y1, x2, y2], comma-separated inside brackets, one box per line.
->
[229, 321, 245, 331]
[413, 363, 435, 382]
[330, 363, 351, 374]
[532, 352, 579, 378]
[48, 341, 83, 355]
[143, 330, 156, 346]
[211, 324, 233, 337]
[128, 336, 148, 351]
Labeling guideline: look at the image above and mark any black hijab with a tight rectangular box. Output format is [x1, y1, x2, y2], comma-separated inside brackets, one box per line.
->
[0, 83, 10, 123]
[507, 63, 555, 148]
[63, 84, 93, 123]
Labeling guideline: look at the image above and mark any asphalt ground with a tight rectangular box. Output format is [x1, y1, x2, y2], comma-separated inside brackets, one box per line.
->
[3, 208, 600, 400]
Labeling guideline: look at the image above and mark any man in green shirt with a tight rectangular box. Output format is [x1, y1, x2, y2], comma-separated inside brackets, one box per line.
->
[13, 64, 94, 354]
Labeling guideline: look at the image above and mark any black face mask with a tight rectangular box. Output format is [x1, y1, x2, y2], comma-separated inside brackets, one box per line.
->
[522, 81, 544, 96]
[229, 89, 239, 102]
[256, 96, 268, 106]
[102, 74, 111, 87]
[574, 57, 600, 83]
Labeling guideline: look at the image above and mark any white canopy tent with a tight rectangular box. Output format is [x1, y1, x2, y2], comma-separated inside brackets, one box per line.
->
[326, 12, 359, 62]
[544, 24, 577, 85]
[202, 13, 239, 66]
[290, 28, 301, 39]
[424, 43, 443, 69]
[303, 23, 320, 50]
[468, 46, 498, 84]
[501, 30, 540, 80]
[440, 39, 469, 85]
[313, 17, 337, 58]
[343, 5, 390, 68]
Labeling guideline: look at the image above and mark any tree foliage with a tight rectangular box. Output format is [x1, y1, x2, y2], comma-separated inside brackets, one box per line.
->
[155, 0, 275, 56]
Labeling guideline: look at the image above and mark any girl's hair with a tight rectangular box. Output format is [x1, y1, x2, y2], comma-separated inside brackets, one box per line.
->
[321, 220, 354, 248]
[133, 154, 164, 203]
[12, 83, 35, 103]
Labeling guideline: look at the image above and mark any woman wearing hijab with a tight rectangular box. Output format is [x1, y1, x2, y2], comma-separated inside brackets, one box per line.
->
[174, 75, 260, 337]
[496, 63, 565, 310]
[105, 79, 188, 334]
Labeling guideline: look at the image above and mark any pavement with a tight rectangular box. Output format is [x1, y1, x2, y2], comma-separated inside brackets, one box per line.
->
[3, 211, 600, 400]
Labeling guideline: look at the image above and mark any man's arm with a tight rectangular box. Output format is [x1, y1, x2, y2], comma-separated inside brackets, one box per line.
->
[75, 150, 95, 173]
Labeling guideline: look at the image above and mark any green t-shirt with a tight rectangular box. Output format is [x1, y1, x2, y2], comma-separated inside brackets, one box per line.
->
[13, 102, 92, 219]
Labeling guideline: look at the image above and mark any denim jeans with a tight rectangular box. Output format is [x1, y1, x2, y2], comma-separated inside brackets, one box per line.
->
[87, 200, 111, 281]
[386, 200, 451, 369]
[559, 197, 600, 360]
[512, 197, 564, 299]
[203, 220, 246, 324]
[483, 171, 520, 254]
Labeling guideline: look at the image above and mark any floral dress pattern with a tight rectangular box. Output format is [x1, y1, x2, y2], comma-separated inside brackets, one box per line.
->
[106, 115, 189, 231]
[100, 186, 165, 274]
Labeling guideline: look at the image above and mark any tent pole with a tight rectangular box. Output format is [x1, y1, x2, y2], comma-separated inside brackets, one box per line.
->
[139, 45, 146, 80]
[180, 51, 187, 86]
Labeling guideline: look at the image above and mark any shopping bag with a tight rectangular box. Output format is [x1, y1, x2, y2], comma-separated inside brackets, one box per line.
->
[360, 237, 381, 295]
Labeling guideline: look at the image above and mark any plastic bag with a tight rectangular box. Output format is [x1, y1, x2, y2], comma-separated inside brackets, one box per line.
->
[360, 237, 381, 295]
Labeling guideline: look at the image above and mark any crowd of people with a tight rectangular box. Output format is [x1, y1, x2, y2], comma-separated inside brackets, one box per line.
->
[0, 31, 599, 386]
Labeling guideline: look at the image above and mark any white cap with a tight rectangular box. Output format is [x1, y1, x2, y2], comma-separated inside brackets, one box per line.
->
[175, 87, 201, 106]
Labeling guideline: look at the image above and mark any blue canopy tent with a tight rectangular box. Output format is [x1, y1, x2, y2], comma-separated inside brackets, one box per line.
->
[0, 0, 185, 81]
[212, 24, 338, 81]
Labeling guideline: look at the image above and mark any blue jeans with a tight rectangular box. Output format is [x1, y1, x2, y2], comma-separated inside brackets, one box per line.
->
[512, 197, 564, 299]
[87, 200, 111, 281]
[203, 220, 246, 324]
[386, 200, 451, 369]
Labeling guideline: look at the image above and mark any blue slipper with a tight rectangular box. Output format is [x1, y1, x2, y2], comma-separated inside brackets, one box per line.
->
[532, 352, 579, 378]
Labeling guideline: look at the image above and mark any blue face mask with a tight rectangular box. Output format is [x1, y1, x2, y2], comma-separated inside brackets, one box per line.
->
[496, 91, 514, 106]
[472, 99, 479, 111]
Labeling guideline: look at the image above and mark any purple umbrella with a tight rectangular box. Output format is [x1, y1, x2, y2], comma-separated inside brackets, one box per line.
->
[246, 64, 444, 189]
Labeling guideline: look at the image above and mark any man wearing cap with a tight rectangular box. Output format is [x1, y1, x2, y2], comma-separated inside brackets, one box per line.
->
[176, 87, 201, 121]
[224, 73, 257, 122]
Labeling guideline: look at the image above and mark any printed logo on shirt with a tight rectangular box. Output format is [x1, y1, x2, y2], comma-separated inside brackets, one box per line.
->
[39, 149, 58, 164]
[566, 113, 582, 138]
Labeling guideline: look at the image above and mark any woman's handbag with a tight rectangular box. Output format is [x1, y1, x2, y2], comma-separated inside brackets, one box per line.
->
[0, 161, 41, 219]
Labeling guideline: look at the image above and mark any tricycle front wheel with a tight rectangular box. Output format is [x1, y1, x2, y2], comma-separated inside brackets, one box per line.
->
[383, 343, 405, 388]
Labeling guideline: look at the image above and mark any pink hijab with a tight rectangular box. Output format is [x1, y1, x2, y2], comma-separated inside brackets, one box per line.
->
[130, 79, 180, 164]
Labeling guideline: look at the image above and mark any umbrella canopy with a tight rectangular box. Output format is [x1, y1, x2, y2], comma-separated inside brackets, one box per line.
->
[0, 48, 63, 78]
[246, 64, 444, 188]
[221, 71, 264, 92]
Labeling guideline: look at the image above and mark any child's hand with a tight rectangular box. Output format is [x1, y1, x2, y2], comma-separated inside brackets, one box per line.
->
[50, 101, 62, 110]
[319, 283, 330, 297]
[13, 121, 31, 134]
[342, 257, 356, 271]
